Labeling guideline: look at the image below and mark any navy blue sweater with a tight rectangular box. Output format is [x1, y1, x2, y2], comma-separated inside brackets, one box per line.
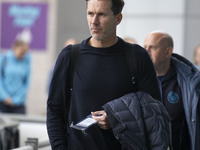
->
[47, 37, 161, 150]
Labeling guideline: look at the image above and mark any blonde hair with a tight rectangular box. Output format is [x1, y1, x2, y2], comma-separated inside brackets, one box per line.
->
[13, 40, 29, 48]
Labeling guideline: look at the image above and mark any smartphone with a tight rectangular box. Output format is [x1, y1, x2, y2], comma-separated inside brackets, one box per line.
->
[70, 114, 101, 134]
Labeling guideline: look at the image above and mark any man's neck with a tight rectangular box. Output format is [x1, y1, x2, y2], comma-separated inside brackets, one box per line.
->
[156, 62, 171, 77]
[89, 36, 118, 48]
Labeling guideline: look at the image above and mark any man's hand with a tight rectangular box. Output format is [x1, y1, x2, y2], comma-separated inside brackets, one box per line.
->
[4, 97, 14, 107]
[91, 110, 111, 130]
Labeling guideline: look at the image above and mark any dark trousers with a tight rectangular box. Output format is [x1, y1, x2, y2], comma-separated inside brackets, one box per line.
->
[0, 102, 26, 114]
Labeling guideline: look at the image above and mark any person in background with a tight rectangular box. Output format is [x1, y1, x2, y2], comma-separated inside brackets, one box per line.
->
[123, 36, 137, 44]
[0, 40, 31, 114]
[193, 44, 200, 70]
[46, 0, 160, 149]
[64, 38, 79, 47]
[144, 30, 200, 150]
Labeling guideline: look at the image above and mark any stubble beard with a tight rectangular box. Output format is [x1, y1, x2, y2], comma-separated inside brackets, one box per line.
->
[90, 27, 115, 43]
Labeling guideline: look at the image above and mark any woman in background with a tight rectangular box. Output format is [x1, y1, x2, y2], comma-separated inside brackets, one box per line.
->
[0, 40, 31, 114]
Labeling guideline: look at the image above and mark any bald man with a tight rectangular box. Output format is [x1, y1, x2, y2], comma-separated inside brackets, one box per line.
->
[144, 31, 200, 150]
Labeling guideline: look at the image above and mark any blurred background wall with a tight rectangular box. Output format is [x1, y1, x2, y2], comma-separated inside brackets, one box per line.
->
[0, 0, 200, 116]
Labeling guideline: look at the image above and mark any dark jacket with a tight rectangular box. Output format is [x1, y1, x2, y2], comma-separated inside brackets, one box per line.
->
[171, 54, 200, 150]
[103, 91, 171, 150]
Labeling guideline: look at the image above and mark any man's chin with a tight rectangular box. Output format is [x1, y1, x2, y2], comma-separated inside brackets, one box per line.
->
[91, 36, 103, 41]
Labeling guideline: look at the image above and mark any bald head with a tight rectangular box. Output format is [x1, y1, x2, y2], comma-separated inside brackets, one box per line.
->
[144, 31, 174, 76]
[64, 38, 78, 47]
[145, 31, 174, 49]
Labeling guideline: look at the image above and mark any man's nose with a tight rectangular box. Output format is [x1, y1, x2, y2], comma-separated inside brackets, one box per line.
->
[144, 46, 149, 51]
[145, 47, 151, 55]
[92, 15, 99, 24]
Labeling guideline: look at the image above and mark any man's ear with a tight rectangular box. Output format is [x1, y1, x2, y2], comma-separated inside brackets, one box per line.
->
[116, 13, 122, 25]
[167, 47, 173, 56]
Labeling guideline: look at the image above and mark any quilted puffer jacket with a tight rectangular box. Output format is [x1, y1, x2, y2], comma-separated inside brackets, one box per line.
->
[103, 91, 172, 150]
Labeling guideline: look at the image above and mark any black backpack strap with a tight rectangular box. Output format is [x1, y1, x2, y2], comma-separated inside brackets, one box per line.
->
[124, 42, 137, 85]
[64, 44, 81, 129]
[69, 43, 81, 89]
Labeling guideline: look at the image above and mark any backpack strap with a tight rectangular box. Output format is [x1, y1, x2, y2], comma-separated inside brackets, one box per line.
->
[64, 44, 81, 129]
[124, 42, 137, 85]
[69, 43, 81, 89]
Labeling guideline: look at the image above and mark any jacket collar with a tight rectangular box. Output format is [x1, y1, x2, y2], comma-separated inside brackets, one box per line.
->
[171, 53, 200, 89]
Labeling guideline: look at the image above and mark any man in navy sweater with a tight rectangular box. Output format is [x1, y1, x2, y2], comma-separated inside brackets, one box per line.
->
[47, 0, 161, 149]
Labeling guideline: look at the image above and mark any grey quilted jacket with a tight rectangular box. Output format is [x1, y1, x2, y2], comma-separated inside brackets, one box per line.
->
[103, 91, 172, 150]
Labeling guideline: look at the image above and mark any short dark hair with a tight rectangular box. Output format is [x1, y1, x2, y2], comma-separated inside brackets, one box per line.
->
[86, 0, 124, 15]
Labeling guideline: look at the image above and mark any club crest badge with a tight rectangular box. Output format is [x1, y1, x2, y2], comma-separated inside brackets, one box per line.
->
[167, 91, 179, 104]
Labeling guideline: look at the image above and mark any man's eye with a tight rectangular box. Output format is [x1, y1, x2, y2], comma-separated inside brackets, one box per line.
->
[88, 12, 94, 16]
[151, 46, 157, 50]
[99, 13, 105, 16]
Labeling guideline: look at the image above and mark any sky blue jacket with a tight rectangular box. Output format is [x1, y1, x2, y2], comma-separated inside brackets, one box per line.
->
[0, 50, 31, 105]
[171, 53, 200, 150]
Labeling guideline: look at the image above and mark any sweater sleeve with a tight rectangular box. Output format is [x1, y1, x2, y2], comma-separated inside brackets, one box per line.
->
[134, 45, 161, 101]
[46, 46, 71, 150]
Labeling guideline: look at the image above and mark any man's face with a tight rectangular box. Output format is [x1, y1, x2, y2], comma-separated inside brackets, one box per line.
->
[195, 47, 200, 65]
[144, 33, 169, 69]
[87, 0, 120, 42]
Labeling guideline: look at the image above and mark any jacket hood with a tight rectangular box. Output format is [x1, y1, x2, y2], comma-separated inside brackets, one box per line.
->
[171, 53, 200, 89]
[172, 53, 198, 73]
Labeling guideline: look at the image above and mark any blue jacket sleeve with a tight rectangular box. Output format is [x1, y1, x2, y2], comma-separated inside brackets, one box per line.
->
[0, 54, 10, 101]
[46, 46, 71, 150]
